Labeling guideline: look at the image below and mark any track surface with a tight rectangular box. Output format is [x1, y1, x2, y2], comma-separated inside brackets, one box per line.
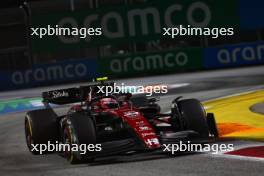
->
[251, 103, 264, 115]
[1, 66, 264, 176]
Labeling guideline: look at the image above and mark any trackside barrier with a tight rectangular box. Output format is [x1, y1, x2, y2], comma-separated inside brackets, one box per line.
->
[0, 41, 263, 92]
[0, 58, 98, 91]
[98, 41, 264, 78]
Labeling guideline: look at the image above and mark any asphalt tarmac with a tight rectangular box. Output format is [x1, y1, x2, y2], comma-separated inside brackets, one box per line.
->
[251, 103, 264, 115]
[1, 66, 264, 176]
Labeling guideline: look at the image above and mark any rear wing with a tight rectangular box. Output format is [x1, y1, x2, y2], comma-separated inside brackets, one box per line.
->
[42, 88, 84, 105]
[42, 82, 114, 105]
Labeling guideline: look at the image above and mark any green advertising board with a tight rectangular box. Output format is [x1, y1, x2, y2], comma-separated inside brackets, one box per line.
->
[31, 0, 239, 52]
[97, 47, 203, 77]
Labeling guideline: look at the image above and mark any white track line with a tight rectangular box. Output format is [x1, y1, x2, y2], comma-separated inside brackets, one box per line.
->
[209, 152, 264, 162]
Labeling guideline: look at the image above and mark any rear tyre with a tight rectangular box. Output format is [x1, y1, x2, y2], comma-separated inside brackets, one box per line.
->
[178, 99, 209, 138]
[63, 113, 96, 164]
[25, 109, 59, 155]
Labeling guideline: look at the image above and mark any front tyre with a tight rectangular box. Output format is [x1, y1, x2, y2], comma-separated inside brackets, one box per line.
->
[178, 99, 209, 138]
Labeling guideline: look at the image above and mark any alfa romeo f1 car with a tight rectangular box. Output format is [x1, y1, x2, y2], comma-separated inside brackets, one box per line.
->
[25, 80, 218, 164]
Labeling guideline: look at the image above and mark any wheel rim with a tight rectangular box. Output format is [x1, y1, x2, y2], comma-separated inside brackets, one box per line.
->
[25, 119, 33, 149]
[63, 126, 74, 161]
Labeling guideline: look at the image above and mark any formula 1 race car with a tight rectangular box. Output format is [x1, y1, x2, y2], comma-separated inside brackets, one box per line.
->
[25, 79, 218, 164]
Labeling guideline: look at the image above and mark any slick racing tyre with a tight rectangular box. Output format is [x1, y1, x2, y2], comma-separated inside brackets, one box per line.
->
[178, 99, 209, 138]
[62, 113, 96, 164]
[25, 109, 59, 155]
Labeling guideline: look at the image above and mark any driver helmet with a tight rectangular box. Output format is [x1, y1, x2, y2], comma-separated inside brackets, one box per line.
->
[100, 98, 119, 109]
